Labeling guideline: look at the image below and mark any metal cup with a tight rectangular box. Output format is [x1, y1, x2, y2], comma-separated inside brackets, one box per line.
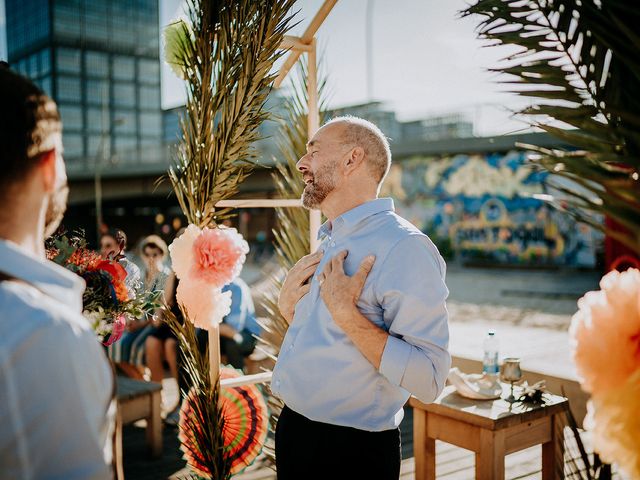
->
[502, 357, 522, 403]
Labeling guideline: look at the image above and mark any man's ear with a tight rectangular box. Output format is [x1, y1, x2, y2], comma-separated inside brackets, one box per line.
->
[344, 146, 365, 174]
[38, 150, 57, 192]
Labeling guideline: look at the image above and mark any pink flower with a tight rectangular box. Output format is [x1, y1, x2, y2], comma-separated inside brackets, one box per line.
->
[177, 278, 232, 329]
[570, 268, 640, 397]
[190, 227, 249, 288]
[102, 315, 126, 346]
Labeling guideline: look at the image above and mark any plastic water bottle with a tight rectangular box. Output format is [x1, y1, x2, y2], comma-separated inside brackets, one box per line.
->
[482, 330, 499, 375]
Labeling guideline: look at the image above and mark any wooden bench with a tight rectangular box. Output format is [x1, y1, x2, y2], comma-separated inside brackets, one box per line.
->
[114, 376, 163, 478]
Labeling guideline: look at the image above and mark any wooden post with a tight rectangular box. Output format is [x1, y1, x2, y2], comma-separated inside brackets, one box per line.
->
[476, 429, 506, 480]
[209, 325, 221, 387]
[307, 38, 319, 136]
[542, 413, 565, 480]
[274, 0, 337, 88]
[307, 38, 322, 252]
[147, 390, 163, 458]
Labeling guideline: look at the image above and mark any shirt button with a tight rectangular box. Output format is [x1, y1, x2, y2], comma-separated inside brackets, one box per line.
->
[275, 380, 281, 387]
[289, 344, 294, 351]
[330, 241, 336, 247]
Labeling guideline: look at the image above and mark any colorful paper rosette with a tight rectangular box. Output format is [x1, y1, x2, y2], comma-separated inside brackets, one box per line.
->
[178, 367, 269, 477]
[570, 267, 640, 478]
[218, 367, 269, 474]
[169, 224, 249, 329]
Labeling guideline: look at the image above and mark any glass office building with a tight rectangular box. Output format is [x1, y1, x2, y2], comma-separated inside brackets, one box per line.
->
[6, 0, 162, 170]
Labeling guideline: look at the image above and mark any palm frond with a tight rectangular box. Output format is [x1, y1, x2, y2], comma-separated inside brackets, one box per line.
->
[463, 0, 640, 254]
[164, 0, 298, 227]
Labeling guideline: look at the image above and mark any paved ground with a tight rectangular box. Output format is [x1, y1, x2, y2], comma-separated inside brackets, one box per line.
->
[445, 266, 601, 330]
[244, 258, 602, 330]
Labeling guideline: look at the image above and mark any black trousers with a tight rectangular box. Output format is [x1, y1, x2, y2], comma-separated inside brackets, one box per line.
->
[275, 405, 401, 480]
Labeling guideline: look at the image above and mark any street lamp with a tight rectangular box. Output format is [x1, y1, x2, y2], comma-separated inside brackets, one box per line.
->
[366, 0, 375, 101]
[95, 115, 126, 242]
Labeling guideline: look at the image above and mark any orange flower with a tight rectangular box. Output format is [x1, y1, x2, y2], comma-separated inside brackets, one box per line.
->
[570, 268, 640, 396]
[93, 260, 129, 302]
[113, 280, 129, 302]
[67, 248, 102, 271]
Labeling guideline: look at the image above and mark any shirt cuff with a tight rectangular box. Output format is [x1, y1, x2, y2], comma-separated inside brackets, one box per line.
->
[379, 335, 412, 386]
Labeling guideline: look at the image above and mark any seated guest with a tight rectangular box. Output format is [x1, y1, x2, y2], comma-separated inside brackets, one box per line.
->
[99, 228, 141, 296]
[218, 277, 261, 371]
[108, 234, 169, 378]
[145, 272, 180, 384]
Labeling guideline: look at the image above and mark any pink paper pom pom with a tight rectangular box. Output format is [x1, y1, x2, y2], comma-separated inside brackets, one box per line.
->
[190, 227, 249, 288]
[176, 278, 232, 330]
[169, 224, 201, 280]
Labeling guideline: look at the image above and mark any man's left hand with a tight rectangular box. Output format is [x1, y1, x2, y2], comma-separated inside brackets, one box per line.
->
[319, 250, 375, 326]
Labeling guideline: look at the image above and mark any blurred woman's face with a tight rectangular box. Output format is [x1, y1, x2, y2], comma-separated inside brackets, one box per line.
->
[100, 235, 118, 259]
[142, 245, 164, 271]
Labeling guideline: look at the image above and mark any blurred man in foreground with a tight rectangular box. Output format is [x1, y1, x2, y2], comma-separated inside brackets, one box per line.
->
[0, 62, 115, 479]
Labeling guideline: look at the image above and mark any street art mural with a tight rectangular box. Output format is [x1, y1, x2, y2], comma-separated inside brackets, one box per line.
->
[380, 151, 601, 267]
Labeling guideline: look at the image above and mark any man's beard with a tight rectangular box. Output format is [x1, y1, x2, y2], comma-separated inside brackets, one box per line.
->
[301, 161, 337, 210]
[44, 184, 69, 238]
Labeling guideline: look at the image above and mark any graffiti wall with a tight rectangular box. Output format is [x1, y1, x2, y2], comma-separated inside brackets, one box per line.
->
[380, 151, 601, 267]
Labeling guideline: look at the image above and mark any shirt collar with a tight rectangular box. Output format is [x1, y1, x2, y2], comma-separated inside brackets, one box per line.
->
[318, 198, 395, 240]
[0, 239, 85, 311]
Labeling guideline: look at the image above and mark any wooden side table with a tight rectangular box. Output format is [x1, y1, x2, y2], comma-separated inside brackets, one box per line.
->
[410, 386, 568, 480]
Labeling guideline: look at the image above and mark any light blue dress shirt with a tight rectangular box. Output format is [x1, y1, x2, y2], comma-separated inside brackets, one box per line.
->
[0, 239, 115, 479]
[271, 198, 451, 432]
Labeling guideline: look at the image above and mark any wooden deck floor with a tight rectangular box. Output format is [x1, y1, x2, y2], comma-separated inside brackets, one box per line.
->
[122, 405, 622, 479]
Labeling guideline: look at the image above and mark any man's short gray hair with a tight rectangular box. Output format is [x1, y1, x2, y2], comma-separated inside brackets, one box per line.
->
[325, 115, 391, 183]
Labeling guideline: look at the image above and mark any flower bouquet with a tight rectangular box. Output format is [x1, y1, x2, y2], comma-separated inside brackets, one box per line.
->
[46, 231, 162, 345]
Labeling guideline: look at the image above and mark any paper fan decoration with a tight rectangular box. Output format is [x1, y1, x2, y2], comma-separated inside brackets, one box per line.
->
[179, 367, 268, 477]
[219, 367, 269, 474]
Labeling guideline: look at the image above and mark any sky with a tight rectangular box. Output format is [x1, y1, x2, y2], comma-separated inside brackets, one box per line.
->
[1, 0, 530, 136]
[160, 0, 530, 135]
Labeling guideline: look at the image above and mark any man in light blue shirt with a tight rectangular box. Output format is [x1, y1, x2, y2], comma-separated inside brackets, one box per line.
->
[272, 116, 450, 479]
